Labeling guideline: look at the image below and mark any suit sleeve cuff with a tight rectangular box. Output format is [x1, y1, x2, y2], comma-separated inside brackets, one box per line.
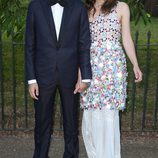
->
[28, 79, 37, 84]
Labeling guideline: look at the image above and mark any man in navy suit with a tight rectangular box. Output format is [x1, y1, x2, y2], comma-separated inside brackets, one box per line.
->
[25, 0, 92, 157]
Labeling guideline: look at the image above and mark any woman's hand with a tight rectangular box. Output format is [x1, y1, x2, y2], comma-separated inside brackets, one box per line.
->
[74, 79, 89, 94]
[78, 82, 89, 93]
[133, 65, 143, 83]
[74, 79, 81, 94]
[74, 68, 90, 94]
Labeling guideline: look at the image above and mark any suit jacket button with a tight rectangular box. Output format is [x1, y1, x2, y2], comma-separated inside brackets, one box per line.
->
[56, 43, 60, 50]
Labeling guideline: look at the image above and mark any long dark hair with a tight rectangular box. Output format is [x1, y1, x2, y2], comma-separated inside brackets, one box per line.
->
[85, 0, 118, 16]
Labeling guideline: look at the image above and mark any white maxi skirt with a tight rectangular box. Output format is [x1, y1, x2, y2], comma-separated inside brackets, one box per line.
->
[82, 107, 121, 158]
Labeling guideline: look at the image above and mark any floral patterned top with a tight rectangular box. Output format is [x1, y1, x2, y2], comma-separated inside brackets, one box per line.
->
[80, 7, 128, 111]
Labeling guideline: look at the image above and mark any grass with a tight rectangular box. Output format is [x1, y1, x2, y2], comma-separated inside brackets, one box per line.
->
[0, 17, 158, 131]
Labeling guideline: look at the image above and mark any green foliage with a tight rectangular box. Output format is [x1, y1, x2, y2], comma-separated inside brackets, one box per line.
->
[0, 0, 150, 40]
[0, 0, 28, 40]
[122, 0, 151, 25]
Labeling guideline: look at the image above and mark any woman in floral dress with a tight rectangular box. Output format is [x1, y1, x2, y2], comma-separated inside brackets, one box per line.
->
[77, 0, 143, 158]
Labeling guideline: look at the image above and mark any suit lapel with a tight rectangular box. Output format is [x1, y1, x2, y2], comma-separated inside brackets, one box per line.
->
[39, 0, 57, 43]
[58, 3, 73, 42]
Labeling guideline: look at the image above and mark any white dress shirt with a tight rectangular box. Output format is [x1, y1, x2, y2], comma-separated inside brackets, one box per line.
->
[52, 4, 64, 40]
[28, 4, 90, 84]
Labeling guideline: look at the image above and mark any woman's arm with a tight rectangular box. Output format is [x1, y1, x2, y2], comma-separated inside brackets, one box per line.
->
[121, 2, 143, 82]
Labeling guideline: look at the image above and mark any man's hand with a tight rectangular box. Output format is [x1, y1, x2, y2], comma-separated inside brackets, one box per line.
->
[29, 83, 39, 100]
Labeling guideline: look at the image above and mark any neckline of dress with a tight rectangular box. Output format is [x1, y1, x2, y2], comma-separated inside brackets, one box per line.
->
[89, 2, 120, 24]
[89, 13, 103, 23]
[89, 10, 120, 24]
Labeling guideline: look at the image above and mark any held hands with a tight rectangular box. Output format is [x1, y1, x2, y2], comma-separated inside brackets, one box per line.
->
[29, 83, 39, 100]
[74, 79, 89, 94]
[133, 65, 143, 83]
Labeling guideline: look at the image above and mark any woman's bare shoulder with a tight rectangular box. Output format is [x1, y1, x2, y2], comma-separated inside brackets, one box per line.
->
[118, 1, 129, 8]
[117, 1, 130, 15]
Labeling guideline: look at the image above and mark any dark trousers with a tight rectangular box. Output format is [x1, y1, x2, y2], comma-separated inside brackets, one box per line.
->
[33, 72, 79, 158]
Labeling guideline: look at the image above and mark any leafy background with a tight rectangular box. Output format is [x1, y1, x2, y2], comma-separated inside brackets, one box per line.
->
[0, 0, 151, 39]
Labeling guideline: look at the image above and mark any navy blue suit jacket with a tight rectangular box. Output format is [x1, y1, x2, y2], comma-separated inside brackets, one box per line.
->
[25, 0, 92, 87]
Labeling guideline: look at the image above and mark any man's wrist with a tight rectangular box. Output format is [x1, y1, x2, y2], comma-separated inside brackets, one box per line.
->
[82, 79, 91, 87]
